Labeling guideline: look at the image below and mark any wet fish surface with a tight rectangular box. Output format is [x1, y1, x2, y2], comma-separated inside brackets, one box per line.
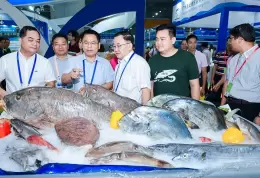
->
[3, 87, 113, 129]
[146, 94, 185, 108]
[118, 106, 192, 140]
[81, 84, 140, 114]
[86, 141, 153, 158]
[162, 98, 227, 131]
[90, 151, 173, 168]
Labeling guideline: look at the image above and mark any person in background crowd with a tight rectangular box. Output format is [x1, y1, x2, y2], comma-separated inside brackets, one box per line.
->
[113, 31, 151, 104]
[0, 37, 4, 58]
[208, 42, 232, 103]
[149, 24, 200, 100]
[180, 39, 188, 50]
[98, 44, 106, 58]
[62, 29, 114, 92]
[67, 30, 80, 54]
[105, 45, 115, 60]
[221, 23, 260, 123]
[0, 26, 56, 98]
[186, 34, 208, 97]
[48, 33, 72, 88]
[149, 43, 158, 57]
[145, 47, 151, 61]
[3, 38, 11, 55]
[201, 42, 211, 71]
[110, 56, 118, 71]
[76, 38, 83, 56]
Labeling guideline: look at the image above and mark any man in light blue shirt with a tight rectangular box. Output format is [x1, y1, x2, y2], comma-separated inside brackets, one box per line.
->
[48, 33, 72, 88]
[62, 29, 114, 92]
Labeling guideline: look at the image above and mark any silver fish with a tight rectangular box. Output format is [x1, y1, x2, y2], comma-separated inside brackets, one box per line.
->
[149, 143, 260, 166]
[3, 87, 113, 129]
[90, 151, 173, 168]
[81, 84, 140, 114]
[118, 106, 192, 140]
[162, 98, 227, 131]
[86, 141, 153, 158]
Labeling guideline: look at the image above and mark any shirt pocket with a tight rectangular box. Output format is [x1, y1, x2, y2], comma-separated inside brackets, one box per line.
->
[121, 74, 137, 91]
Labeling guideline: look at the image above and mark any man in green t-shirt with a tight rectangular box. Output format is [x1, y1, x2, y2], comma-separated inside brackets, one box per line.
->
[148, 24, 200, 99]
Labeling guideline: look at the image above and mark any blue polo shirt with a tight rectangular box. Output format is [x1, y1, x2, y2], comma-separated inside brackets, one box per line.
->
[65, 54, 114, 91]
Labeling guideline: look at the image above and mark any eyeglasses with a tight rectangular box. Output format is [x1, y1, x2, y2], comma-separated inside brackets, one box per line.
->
[112, 43, 130, 49]
[83, 41, 98, 46]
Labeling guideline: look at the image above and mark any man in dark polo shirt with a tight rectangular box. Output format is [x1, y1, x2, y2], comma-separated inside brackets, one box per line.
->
[148, 24, 200, 99]
[222, 23, 260, 122]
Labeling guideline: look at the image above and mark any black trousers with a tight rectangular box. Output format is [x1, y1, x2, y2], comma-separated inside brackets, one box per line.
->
[206, 75, 223, 103]
[227, 97, 260, 122]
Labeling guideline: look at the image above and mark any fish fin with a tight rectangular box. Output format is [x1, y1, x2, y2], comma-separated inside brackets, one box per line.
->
[225, 109, 241, 121]
[225, 120, 240, 130]
[27, 135, 59, 152]
[184, 119, 199, 129]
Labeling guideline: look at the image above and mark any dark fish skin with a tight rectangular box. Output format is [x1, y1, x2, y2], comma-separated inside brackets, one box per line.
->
[86, 141, 153, 158]
[81, 84, 140, 114]
[90, 151, 173, 168]
[162, 98, 227, 131]
[3, 87, 113, 129]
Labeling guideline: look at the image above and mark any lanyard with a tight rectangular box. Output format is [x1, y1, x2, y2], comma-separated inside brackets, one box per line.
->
[232, 46, 259, 81]
[16, 52, 37, 87]
[114, 52, 135, 92]
[83, 59, 98, 85]
[54, 56, 61, 81]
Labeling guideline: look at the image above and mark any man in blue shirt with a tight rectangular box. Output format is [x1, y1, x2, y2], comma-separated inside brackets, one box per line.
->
[62, 29, 114, 92]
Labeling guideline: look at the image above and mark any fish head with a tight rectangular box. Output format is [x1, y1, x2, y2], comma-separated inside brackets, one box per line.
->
[172, 148, 207, 163]
[3, 87, 45, 120]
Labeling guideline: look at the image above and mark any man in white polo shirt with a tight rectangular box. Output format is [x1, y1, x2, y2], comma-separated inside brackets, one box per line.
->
[0, 26, 56, 98]
[113, 31, 151, 104]
[186, 34, 208, 97]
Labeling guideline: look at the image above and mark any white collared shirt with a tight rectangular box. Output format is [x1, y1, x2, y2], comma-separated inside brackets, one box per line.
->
[114, 51, 151, 103]
[0, 51, 56, 93]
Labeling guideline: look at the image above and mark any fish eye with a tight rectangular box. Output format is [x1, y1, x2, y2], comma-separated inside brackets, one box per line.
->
[16, 95, 21, 100]
[182, 153, 188, 158]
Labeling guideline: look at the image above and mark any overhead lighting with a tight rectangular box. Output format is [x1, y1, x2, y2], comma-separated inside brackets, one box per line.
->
[159, 11, 161, 13]
[152, 16, 154, 17]
[155, 12, 158, 16]
[29, 6, 34, 11]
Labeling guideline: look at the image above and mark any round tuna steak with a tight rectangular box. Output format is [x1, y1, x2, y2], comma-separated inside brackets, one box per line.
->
[55, 117, 99, 146]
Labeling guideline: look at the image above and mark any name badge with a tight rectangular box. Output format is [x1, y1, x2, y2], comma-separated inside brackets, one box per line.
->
[226, 82, 233, 93]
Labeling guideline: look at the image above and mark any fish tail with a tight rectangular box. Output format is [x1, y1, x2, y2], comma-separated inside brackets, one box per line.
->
[225, 109, 241, 121]
[27, 135, 59, 152]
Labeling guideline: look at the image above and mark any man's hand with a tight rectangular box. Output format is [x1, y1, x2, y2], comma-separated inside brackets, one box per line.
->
[70, 68, 82, 79]
[213, 83, 221, 92]
[79, 86, 86, 96]
[211, 79, 215, 86]
[200, 88, 205, 97]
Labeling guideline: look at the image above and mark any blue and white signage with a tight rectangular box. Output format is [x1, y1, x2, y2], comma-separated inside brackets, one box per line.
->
[8, 0, 76, 6]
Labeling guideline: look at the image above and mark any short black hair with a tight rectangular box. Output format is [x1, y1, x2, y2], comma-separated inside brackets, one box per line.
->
[67, 30, 79, 38]
[156, 24, 176, 38]
[186, 34, 198, 42]
[19, 26, 40, 38]
[201, 42, 208, 48]
[51, 33, 68, 44]
[229, 23, 255, 42]
[0, 37, 5, 42]
[114, 31, 134, 44]
[81, 29, 101, 42]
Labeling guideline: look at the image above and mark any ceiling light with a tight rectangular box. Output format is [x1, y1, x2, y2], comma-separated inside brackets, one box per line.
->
[155, 12, 158, 15]
[29, 6, 34, 11]
[152, 16, 154, 17]
[159, 11, 161, 13]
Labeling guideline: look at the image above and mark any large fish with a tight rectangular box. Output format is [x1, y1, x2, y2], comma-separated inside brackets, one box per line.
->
[118, 106, 192, 140]
[3, 87, 113, 129]
[90, 151, 173, 168]
[162, 98, 227, 131]
[149, 143, 260, 167]
[81, 84, 140, 114]
[86, 141, 153, 158]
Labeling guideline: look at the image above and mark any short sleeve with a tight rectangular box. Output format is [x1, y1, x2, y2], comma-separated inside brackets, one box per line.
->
[148, 57, 155, 81]
[0, 56, 6, 82]
[187, 54, 199, 80]
[136, 59, 151, 89]
[44, 60, 56, 82]
[201, 54, 208, 67]
[104, 61, 115, 83]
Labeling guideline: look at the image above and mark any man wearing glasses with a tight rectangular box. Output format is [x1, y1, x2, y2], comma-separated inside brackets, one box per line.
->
[62, 29, 114, 92]
[222, 23, 260, 123]
[113, 31, 151, 104]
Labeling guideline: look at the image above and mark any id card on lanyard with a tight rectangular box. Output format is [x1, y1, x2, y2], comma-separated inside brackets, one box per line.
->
[16, 52, 37, 88]
[114, 53, 135, 92]
[226, 46, 259, 93]
[54, 56, 62, 88]
[82, 59, 98, 85]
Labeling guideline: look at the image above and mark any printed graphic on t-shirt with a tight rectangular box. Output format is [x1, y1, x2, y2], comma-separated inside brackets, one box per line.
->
[154, 69, 178, 83]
